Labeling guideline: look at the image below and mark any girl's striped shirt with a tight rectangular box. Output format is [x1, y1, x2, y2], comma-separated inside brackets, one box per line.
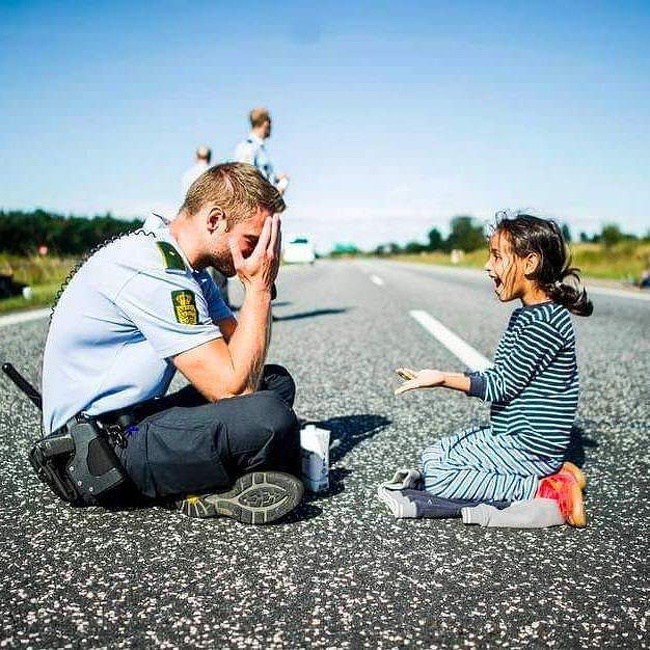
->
[468, 302, 578, 457]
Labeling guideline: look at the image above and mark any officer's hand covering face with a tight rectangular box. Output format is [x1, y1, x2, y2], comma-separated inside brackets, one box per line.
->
[212, 207, 274, 278]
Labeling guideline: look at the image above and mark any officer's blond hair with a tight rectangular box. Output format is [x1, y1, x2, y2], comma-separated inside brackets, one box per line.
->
[182, 162, 285, 224]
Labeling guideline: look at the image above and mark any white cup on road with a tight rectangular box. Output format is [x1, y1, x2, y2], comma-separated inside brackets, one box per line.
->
[300, 424, 330, 492]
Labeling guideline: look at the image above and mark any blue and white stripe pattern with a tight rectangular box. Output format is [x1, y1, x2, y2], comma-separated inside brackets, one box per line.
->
[422, 426, 560, 501]
[422, 302, 579, 501]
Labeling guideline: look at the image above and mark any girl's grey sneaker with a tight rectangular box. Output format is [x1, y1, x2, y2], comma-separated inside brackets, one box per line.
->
[380, 468, 423, 491]
[176, 471, 304, 524]
[377, 486, 418, 518]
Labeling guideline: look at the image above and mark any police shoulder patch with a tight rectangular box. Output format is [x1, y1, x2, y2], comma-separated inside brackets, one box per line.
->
[171, 290, 199, 325]
[157, 241, 186, 272]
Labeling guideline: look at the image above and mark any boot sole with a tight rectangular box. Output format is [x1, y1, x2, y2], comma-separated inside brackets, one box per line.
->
[177, 471, 304, 524]
[562, 461, 587, 490]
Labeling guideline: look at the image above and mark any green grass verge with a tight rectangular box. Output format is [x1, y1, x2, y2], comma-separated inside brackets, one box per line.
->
[0, 254, 76, 315]
[0, 282, 63, 314]
[1, 254, 76, 285]
[392, 241, 650, 282]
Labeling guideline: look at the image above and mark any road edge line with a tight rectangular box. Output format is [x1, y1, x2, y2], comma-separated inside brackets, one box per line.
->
[0, 308, 51, 328]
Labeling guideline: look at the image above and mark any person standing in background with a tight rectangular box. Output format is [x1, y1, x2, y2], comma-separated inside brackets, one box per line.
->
[234, 108, 289, 195]
[181, 145, 212, 194]
[181, 145, 230, 306]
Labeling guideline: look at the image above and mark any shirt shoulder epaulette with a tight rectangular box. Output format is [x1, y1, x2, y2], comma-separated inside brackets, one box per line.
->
[156, 241, 187, 274]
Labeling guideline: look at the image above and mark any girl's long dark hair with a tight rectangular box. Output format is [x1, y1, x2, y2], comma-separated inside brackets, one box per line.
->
[494, 213, 593, 316]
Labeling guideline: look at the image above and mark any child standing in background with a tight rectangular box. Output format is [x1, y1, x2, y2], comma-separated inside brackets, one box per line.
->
[382, 214, 592, 527]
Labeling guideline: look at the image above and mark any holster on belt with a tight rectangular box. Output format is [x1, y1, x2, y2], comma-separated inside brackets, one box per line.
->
[29, 415, 130, 506]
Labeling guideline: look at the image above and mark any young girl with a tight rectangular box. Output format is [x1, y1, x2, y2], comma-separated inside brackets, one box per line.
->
[387, 214, 592, 527]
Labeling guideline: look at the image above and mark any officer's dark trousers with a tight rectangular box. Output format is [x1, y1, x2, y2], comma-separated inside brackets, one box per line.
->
[115, 365, 300, 499]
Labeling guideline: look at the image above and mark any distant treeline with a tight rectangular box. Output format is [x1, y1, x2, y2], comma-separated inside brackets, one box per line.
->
[0, 209, 143, 256]
[370, 216, 648, 257]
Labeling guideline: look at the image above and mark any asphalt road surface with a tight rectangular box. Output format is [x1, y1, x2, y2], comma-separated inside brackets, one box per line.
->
[1, 260, 648, 649]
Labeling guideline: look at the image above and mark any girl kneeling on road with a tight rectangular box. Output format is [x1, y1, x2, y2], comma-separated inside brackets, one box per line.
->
[379, 214, 592, 527]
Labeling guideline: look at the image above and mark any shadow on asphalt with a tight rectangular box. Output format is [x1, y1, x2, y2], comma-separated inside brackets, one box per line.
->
[230, 301, 292, 312]
[303, 467, 353, 503]
[272, 308, 349, 322]
[565, 423, 599, 468]
[258, 468, 353, 524]
[310, 413, 392, 463]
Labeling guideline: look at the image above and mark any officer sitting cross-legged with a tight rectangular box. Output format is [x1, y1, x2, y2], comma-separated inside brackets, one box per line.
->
[41, 163, 303, 524]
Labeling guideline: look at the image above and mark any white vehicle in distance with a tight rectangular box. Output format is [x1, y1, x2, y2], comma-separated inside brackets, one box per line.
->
[283, 235, 316, 264]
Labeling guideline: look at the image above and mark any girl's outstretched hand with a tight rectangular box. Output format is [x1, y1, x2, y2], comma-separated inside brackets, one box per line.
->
[395, 367, 417, 381]
[394, 368, 445, 395]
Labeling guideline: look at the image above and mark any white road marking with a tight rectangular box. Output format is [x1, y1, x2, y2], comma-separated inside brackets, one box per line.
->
[0, 308, 50, 328]
[409, 310, 492, 371]
[370, 275, 385, 286]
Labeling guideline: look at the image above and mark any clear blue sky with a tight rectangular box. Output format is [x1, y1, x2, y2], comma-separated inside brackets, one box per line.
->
[2, 1, 649, 252]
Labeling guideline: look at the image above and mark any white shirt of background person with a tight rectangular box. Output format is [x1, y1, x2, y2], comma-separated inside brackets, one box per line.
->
[181, 145, 212, 195]
[234, 107, 289, 194]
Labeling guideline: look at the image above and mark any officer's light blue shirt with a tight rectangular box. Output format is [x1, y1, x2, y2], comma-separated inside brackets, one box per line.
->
[234, 132, 278, 185]
[42, 215, 234, 433]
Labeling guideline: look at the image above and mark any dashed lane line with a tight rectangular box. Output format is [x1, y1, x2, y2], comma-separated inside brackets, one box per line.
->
[370, 275, 385, 286]
[409, 309, 492, 372]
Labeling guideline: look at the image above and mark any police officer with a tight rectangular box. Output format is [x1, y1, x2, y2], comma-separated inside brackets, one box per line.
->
[41, 163, 303, 524]
[234, 107, 289, 195]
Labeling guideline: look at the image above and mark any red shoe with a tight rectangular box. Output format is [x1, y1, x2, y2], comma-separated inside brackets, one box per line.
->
[536, 472, 586, 528]
[560, 461, 587, 490]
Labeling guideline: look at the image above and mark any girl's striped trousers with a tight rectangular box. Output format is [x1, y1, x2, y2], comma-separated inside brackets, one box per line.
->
[421, 426, 562, 502]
